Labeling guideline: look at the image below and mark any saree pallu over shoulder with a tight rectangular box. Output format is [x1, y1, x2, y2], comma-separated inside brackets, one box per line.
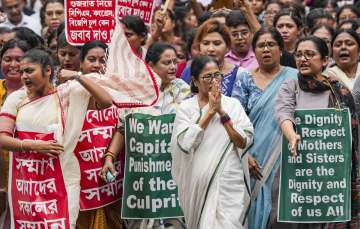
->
[104, 23, 160, 108]
[328, 63, 360, 92]
[246, 67, 298, 229]
[4, 91, 73, 229]
[171, 95, 254, 229]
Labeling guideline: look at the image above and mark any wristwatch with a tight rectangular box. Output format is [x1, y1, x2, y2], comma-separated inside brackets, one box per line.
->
[220, 113, 231, 125]
[75, 71, 82, 81]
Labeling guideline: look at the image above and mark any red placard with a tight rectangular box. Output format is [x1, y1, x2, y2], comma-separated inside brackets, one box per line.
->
[9, 131, 70, 229]
[118, 0, 155, 25]
[65, 0, 116, 45]
[73, 106, 124, 210]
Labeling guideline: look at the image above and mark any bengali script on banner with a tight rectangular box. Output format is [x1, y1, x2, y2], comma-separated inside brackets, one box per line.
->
[65, 0, 116, 45]
[9, 131, 70, 229]
[74, 106, 124, 210]
[118, 0, 155, 25]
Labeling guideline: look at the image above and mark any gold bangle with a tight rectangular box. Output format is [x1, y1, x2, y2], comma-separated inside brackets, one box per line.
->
[103, 153, 115, 162]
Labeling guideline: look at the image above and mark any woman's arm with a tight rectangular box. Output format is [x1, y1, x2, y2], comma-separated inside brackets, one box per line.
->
[219, 110, 247, 149]
[59, 70, 113, 109]
[100, 130, 125, 180]
[199, 110, 216, 130]
[280, 120, 300, 156]
[235, 0, 261, 33]
[275, 79, 300, 156]
[0, 134, 64, 157]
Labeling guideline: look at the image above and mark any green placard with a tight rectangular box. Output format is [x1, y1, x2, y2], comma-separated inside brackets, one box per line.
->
[122, 113, 183, 219]
[278, 108, 352, 223]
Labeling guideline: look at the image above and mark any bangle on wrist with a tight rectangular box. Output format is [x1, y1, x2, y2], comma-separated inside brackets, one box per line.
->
[103, 153, 114, 162]
[103, 150, 116, 162]
[220, 113, 231, 125]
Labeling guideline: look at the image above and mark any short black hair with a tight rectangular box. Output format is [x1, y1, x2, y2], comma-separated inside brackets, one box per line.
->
[252, 26, 284, 51]
[295, 36, 329, 60]
[12, 27, 44, 48]
[0, 27, 12, 34]
[57, 31, 81, 49]
[145, 42, 176, 65]
[338, 19, 360, 31]
[0, 39, 31, 59]
[274, 8, 303, 28]
[306, 8, 334, 30]
[80, 40, 107, 62]
[225, 10, 248, 28]
[190, 55, 218, 93]
[198, 11, 212, 25]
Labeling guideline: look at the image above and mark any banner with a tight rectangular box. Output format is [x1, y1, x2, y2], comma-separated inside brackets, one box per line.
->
[9, 131, 70, 229]
[278, 108, 352, 223]
[122, 113, 183, 219]
[74, 106, 124, 210]
[65, 0, 156, 45]
[118, 0, 155, 25]
[65, 0, 116, 45]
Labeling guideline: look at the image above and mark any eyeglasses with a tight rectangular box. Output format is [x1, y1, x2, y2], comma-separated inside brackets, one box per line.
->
[201, 72, 223, 82]
[294, 50, 318, 60]
[256, 41, 278, 50]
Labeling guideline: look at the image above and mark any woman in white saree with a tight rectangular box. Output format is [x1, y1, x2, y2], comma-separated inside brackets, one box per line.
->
[0, 24, 160, 229]
[0, 49, 113, 229]
[171, 55, 254, 229]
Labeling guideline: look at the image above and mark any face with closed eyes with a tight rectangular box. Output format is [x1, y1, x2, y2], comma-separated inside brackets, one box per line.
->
[199, 32, 229, 63]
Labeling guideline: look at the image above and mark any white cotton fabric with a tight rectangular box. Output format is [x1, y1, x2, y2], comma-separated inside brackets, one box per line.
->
[2, 84, 91, 228]
[171, 95, 253, 229]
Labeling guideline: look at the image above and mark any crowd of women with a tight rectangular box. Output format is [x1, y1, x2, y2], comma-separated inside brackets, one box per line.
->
[1, 0, 360, 228]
